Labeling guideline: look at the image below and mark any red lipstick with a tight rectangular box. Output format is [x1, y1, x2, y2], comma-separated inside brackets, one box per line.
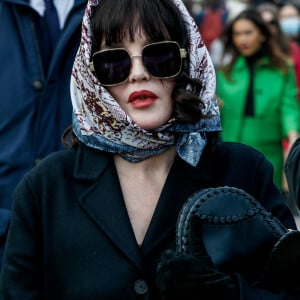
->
[128, 90, 158, 108]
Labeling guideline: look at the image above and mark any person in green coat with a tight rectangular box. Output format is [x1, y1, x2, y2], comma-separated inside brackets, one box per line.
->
[217, 8, 300, 190]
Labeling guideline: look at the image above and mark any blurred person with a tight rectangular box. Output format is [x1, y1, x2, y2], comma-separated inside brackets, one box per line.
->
[209, 0, 251, 68]
[0, 0, 299, 299]
[217, 8, 300, 191]
[258, 2, 300, 101]
[258, 2, 300, 208]
[0, 0, 87, 268]
[194, 0, 229, 51]
[279, 2, 300, 43]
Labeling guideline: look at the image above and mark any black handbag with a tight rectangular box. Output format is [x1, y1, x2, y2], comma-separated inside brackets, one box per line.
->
[176, 186, 300, 282]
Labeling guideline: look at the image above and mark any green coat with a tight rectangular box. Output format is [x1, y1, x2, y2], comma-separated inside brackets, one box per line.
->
[217, 56, 300, 189]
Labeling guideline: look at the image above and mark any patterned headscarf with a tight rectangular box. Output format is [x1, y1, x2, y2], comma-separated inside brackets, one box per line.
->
[71, 0, 221, 166]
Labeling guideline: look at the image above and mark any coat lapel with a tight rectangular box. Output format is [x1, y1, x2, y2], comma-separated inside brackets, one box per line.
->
[75, 145, 144, 270]
[74, 144, 216, 267]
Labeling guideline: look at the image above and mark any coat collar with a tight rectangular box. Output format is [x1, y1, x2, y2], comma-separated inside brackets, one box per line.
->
[73, 143, 216, 270]
[74, 144, 144, 268]
[73, 143, 111, 181]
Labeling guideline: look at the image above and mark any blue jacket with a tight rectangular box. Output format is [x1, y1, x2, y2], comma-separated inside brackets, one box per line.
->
[0, 0, 87, 266]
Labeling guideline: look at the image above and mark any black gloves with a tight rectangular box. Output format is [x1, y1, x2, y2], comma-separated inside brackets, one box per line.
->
[263, 229, 300, 288]
[156, 218, 240, 300]
[157, 186, 300, 299]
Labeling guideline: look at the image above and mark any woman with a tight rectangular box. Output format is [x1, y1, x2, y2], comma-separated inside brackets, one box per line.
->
[257, 2, 300, 203]
[258, 2, 300, 101]
[0, 0, 298, 299]
[279, 3, 300, 44]
[217, 8, 300, 190]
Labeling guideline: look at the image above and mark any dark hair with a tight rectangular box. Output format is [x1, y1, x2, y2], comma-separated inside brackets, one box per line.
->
[63, 0, 219, 149]
[91, 0, 206, 123]
[221, 7, 289, 78]
[92, 0, 187, 52]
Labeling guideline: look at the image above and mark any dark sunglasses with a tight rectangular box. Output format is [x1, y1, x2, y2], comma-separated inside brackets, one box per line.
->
[89, 41, 187, 86]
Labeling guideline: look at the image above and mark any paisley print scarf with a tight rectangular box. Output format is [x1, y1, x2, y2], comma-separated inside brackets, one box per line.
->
[70, 0, 221, 166]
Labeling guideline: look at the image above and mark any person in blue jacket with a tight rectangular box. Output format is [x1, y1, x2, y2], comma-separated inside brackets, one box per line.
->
[0, 0, 299, 299]
[0, 0, 87, 267]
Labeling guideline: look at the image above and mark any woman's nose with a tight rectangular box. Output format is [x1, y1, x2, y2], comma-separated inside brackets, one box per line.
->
[128, 55, 151, 83]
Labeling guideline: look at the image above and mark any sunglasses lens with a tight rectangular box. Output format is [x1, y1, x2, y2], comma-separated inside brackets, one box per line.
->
[143, 42, 181, 78]
[92, 49, 130, 86]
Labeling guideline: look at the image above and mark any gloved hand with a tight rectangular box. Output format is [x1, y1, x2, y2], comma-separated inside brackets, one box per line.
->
[263, 229, 300, 287]
[156, 217, 240, 300]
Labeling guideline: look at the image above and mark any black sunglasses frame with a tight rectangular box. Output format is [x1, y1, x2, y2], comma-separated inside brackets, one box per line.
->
[89, 41, 187, 86]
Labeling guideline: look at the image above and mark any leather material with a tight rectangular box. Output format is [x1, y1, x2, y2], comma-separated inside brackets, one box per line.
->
[266, 230, 300, 283]
[176, 186, 300, 279]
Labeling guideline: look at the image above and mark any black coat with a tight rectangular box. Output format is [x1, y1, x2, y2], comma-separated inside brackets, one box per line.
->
[0, 141, 297, 299]
[286, 137, 300, 207]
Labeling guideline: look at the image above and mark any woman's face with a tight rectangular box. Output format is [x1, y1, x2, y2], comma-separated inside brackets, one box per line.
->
[102, 30, 175, 130]
[232, 19, 264, 56]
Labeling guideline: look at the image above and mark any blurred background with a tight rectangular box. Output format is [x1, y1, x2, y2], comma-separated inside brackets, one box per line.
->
[183, 0, 299, 19]
[183, 0, 300, 226]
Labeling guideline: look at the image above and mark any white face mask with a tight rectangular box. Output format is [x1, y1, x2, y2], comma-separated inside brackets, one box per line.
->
[280, 17, 300, 37]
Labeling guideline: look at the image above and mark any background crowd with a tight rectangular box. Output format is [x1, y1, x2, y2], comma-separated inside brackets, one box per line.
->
[184, 0, 300, 213]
